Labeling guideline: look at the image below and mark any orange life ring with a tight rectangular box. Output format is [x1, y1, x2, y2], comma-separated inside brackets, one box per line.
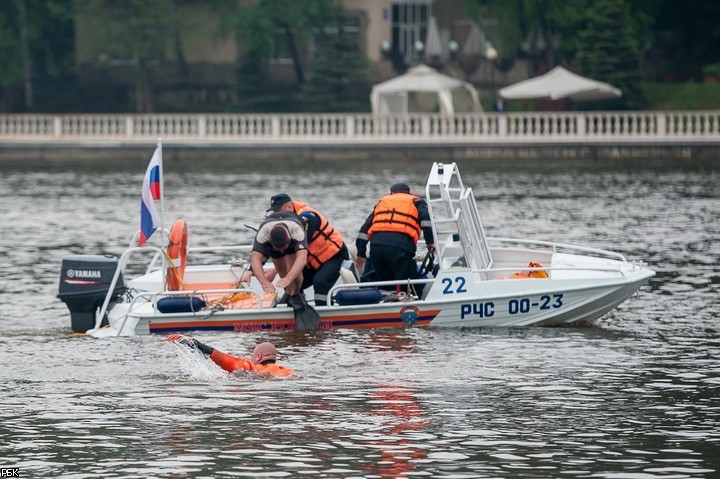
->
[166, 219, 188, 291]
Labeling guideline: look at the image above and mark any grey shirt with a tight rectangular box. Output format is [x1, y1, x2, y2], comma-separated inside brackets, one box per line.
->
[252, 211, 308, 259]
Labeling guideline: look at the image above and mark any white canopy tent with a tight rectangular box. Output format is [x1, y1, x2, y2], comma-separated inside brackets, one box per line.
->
[371, 65, 482, 115]
[499, 66, 621, 101]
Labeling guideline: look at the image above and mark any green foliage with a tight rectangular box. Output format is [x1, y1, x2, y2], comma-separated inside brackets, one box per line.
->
[78, 0, 179, 112]
[80, 0, 176, 65]
[0, 0, 717, 113]
[300, 8, 371, 112]
[482, 0, 654, 79]
[214, 0, 366, 112]
[640, 82, 720, 110]
[576, 0, 642, 109]
[0, 0, 74, 111]
[702, 64, 720, 77]
[484, 0, 524, 59]
[0, 1, 24, 89]
[215, 0, 335, 84]
[485, 0, 587, 65]
[653, 2, 720, 80]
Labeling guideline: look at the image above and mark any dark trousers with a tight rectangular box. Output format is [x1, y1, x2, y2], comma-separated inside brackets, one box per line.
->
[369, 243, 420, 293]
[302, 248, 346, 306]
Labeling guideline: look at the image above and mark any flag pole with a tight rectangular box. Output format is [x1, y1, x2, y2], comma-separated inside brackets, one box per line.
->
[157, 138, 165, 248]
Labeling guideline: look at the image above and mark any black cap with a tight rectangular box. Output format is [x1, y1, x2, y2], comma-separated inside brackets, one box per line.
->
[390, 183, 410, 194]
[269, 224, 290, 248]
[268, 193, 292, 212]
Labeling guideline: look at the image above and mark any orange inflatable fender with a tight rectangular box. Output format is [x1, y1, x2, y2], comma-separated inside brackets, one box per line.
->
[166, 218, 188, 290]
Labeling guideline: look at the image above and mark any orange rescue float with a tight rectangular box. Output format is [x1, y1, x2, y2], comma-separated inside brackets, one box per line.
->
[166, 218, 188, 290]
[510, 261, 549, 279]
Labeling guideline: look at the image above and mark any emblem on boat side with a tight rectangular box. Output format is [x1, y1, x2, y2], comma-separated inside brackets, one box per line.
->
[400, 306, 420, 327]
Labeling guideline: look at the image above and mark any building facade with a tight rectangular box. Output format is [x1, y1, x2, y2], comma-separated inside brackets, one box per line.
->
[73, 0, 522, 112]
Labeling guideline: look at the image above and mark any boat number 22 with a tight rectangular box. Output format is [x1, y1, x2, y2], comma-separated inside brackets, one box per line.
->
[441, 276, 467, 294]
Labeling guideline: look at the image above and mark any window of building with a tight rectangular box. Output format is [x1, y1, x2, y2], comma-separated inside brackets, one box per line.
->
[392, 1, 429, 66]
[309, 14, 362, 60]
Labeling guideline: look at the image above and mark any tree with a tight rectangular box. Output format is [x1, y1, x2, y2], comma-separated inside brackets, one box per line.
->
[78, 0, 179, 112]
[481, 0, 653, 75]
[482, 0, 587, 71]
[576, 0, 642, 109]
[0, 0, 74, 112]
[652, 1, 720, 81]
[0, 2, 24, 111]
[215, 0, 335, 85]
[212, 0, 338, 111]
[300, 8, 371, 112]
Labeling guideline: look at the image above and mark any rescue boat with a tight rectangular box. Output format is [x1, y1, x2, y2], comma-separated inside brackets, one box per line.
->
[58, 162, 655, 337]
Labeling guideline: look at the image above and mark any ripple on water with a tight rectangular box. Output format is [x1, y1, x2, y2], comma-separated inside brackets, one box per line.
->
[0, 160, 718, 477]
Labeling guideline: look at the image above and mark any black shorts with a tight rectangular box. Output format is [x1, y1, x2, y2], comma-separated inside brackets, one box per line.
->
[302, 246, 348, 304]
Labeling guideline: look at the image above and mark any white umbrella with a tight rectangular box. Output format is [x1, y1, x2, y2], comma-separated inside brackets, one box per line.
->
[424, 16, 444, 61]
[499, 66, 621, 101]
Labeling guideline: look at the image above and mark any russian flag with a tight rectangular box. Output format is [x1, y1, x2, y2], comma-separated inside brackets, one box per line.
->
[139, 145, 163, 246]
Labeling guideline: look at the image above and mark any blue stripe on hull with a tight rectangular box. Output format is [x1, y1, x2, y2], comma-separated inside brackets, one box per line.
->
[148, 313, 438, 333]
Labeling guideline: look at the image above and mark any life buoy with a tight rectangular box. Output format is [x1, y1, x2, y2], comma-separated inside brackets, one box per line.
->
[166, 219, 188, 291]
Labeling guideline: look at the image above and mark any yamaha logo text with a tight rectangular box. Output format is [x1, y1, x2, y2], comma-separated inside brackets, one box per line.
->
[66, 269, 102, 279]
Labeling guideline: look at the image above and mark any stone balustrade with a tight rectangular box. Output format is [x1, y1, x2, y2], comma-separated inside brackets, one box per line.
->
[1, 111, 719, 145]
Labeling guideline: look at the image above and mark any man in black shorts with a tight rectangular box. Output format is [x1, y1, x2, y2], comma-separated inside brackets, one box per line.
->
[268, 193, 349, 306]
[250, 209, 308, 297]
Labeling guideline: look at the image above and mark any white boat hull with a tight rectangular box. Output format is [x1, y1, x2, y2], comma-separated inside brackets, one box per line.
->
[93, 259, 653, 336]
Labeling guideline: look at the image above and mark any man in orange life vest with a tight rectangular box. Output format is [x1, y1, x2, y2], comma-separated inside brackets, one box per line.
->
[166, 334, 295, 377]
[268, 193, 349, 306]
[355, 183, 434, 293]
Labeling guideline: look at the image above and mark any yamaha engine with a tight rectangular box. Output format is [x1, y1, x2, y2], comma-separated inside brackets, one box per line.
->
[57, 255, 126, 333]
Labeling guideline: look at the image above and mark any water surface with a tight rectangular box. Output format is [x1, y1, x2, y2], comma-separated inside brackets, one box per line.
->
[0, 156, 718, 478]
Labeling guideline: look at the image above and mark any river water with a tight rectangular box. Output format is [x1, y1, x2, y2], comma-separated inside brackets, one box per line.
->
[0, 155, 718, 478]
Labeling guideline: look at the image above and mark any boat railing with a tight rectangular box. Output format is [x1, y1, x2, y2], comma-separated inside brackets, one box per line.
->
[143, 287, 268, 312]
[487, 237, 629, 263]
[96, 245, 166, 331]
[471, 265, 628, 278]
[327, 278, 435, 305]
[188, 245, 254, 253]
[129, 229, 167, 248]
[126, 229, 168, 274]
[143, 244, 254, 273]
[109, 287, 267, 336]
[95, 243, 249, 329]
[328, 261, 627, 303]
[186, 244, 255, 266]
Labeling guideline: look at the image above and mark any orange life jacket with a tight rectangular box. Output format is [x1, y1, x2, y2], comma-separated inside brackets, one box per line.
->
[210, 349, 295, 377]
[368, 193, 421, 243]
[293, 201, 344, 270]
[510, 261, 549, 279]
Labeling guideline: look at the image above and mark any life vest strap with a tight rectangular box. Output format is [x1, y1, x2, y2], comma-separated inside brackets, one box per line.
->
[371, 218, 421, 233]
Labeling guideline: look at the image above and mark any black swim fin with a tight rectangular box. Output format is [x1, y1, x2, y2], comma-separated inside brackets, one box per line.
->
[287, 294, 321, 330]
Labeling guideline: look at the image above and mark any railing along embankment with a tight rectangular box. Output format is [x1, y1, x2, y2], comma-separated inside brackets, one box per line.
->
[1, 111, 719, 147]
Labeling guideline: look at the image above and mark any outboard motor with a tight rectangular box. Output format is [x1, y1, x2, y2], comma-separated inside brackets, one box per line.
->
[57, 255, 126, 333]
